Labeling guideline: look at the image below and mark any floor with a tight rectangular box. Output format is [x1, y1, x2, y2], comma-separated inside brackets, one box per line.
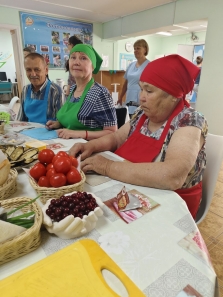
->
[198, 161, 223, 296]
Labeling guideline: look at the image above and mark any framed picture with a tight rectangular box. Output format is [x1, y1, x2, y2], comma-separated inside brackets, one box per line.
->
[20, 12, 93, 69]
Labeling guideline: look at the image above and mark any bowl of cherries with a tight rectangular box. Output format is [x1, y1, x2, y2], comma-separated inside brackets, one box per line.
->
[42, 191, 104, 239]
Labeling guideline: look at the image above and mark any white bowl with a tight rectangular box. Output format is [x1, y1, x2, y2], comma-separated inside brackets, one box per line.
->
[42, 191, 104, 239]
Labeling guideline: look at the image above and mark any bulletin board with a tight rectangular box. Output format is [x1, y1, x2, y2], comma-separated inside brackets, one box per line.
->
[20, 12, 93, 69]
[119, 53, 136, 71]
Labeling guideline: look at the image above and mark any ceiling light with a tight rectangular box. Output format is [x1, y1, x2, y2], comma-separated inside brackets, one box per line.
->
[173, 24, 189, 29]
[200, 25, 207, 28]
[156, 32, 172, 36]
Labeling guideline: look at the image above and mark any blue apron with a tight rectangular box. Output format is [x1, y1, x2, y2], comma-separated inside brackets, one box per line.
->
[24, 80, 51, 124]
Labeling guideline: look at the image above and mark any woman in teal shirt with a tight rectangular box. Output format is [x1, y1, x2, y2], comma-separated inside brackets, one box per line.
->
[117, 39, 149, 116]
[46, 44, 117, 140]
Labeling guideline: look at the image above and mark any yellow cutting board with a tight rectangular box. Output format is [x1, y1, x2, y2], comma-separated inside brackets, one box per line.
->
[0, 239, 145, 297]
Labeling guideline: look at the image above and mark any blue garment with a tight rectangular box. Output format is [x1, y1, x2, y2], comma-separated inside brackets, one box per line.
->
[24, 80, 51, 125]
[20, 127, 58, 140]
[195, 67, 202, 84]
[124, 60, 149, 114]
[17, 79, 62, 124]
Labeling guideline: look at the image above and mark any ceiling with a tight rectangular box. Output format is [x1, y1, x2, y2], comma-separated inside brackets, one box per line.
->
[0, 0, 208, 37]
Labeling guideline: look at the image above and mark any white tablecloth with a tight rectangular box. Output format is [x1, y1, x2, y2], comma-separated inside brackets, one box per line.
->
[0, 122, 218, 297]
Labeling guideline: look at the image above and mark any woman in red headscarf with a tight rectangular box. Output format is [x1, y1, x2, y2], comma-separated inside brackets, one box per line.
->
[69, 55, 208, 219]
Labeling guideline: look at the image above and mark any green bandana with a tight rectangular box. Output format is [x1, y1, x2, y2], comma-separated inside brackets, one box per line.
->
[70, 44, 103, 74]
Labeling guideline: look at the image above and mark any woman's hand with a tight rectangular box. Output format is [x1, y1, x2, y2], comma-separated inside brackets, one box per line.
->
[57, 128, 76, 139]
[117, 97, 123, 106]
[69, 142, 94, 160]
[45, 120, 61, 130]
[81, 155, 113, 176]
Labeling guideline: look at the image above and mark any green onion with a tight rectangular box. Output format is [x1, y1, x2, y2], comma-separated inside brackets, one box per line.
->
[7, 195, 41, 215]
[7, 211, 35, 221]
[4, 195, 41, 229]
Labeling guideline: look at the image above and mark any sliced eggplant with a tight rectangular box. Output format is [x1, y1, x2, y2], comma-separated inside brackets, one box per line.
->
[10, 159, 26, 167]
[10, 146, 24, 161]
[15, 157, 25, 162]
[21, 148, 38, 160]
[5, 145, 16, 157]
[23, 158, 36, 164]
[32, 154, 38, 160]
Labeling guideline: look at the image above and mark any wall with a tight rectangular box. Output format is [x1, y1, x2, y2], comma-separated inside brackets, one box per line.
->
[0, 2, 222, 135]
[102, 0, 222, 135]
[0, 29, 16, 82]
[114, 31, 206, 69]
[0, 6, 108, 84]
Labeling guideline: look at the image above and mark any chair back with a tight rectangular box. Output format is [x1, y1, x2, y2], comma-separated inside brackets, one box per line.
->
[196, 133, 223, 224]
[115, 107, 127, 128]
[0, 82, 13, 94]
[9, 96, 20, 111]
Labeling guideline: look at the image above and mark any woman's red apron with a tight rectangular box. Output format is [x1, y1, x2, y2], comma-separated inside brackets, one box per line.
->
[115, 100, 201, 219]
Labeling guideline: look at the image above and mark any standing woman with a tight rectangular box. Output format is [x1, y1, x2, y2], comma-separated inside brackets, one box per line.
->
[193, 56, 203, 95]
[65, 35, 83, 95]
[117, 39, 149, 116]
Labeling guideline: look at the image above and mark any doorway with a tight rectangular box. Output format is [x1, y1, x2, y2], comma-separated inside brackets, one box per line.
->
[0, 23, 25, 98]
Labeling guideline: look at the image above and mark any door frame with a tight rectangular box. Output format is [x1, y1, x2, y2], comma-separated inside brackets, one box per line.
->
[0, 23, 26, 95]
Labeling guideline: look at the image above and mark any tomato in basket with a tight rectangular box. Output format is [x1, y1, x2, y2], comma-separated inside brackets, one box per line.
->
[46, 168, 56, 179]
[53, 157, 72, 174]
[69, 156, 78, 168]
[56, 151, 69, 158]
[32, 150, 81, 187]
[38, 176, 51, 187]
[30, 162, 47, 181]
[38, 149, 55, 164]
[50, 173, 67, 187]
[66, 167, 81, 184]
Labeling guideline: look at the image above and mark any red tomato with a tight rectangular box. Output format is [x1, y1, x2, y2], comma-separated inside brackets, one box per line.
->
[38, 176, 51, 187]
[69, 156, 78, 168]
[56, 151, 69, 158]
[50, 173, 67, 188]
[52, 155, 63, 164]
[38, 149, 55, 164]
[46, 163, 54, 171]
[51, 151, 70, 165]
[46, 168, 56, 179]
[30, 163, 47, 181]
[54, 157, 72, 174]
[66, 167, 82, 184]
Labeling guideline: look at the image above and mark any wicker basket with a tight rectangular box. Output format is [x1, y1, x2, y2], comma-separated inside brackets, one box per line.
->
[29, 170, 86, 204]
[0, 196, 43, 265]
[0, 169, 18, 200]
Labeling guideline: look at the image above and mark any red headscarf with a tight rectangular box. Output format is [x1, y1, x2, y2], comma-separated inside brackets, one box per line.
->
[140, 54, 200, 100]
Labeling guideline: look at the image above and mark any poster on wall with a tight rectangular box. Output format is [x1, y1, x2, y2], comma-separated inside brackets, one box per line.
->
[20, 12, 93, 69]
[119, 53, 136, 71]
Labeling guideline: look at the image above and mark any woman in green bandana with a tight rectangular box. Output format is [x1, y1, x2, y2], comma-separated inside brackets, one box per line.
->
[46, 44, 117, 140]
